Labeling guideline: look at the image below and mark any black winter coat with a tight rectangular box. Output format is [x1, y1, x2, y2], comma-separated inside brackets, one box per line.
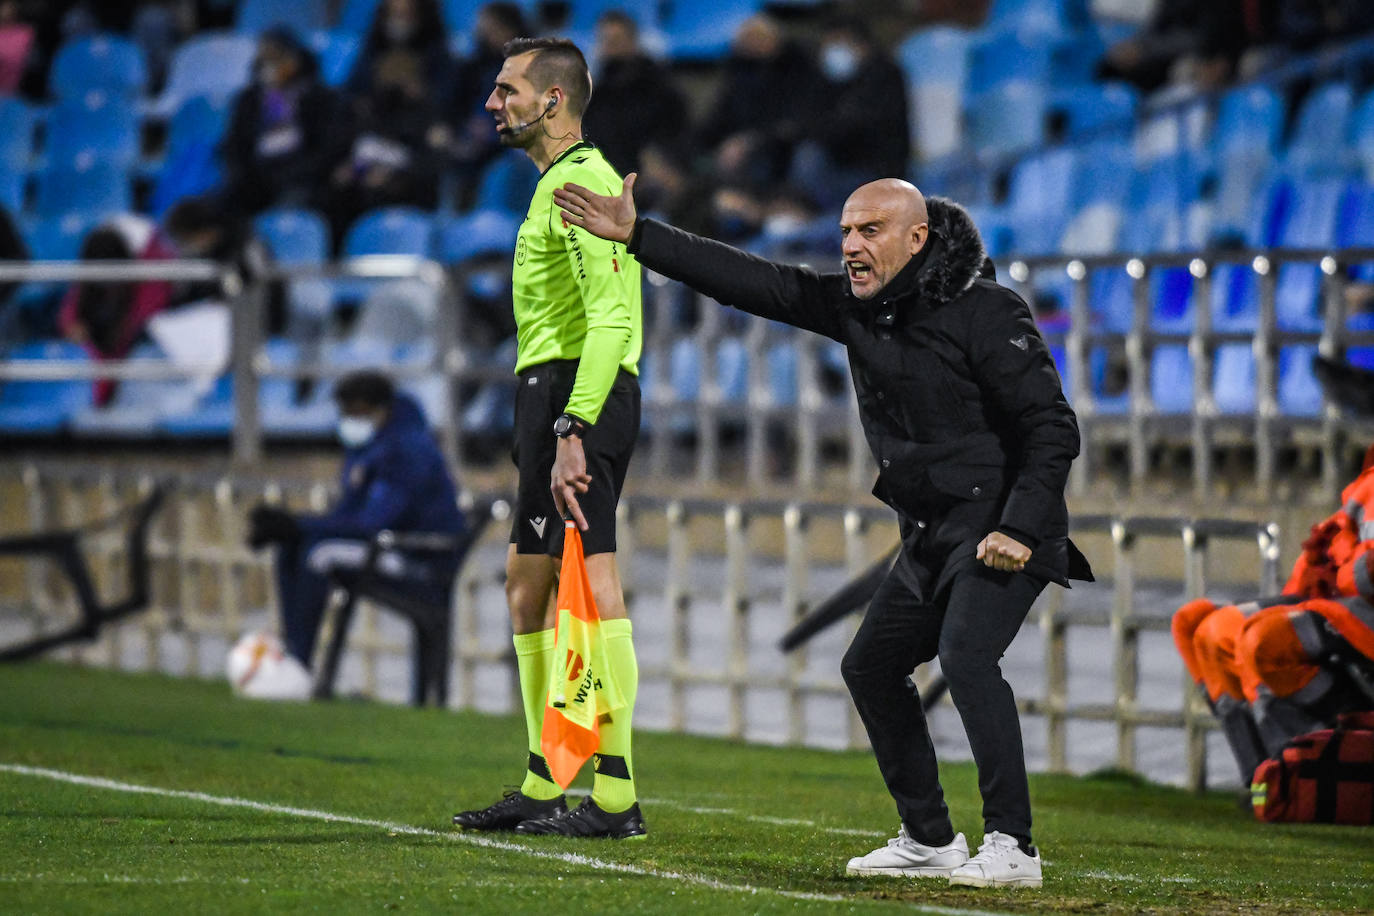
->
[628, 197, 1092, 592]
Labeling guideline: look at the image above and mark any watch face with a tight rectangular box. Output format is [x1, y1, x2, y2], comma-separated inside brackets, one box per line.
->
[554, 416, 570, 436]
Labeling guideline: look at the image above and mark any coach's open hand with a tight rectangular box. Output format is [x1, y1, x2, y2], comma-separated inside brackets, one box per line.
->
[555, 173, 638, 244]
[552, 436, 592, 531]
[976, 531, 1031, 572]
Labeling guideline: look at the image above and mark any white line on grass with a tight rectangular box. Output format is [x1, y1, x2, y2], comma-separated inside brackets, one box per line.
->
[1, 763, 1016, 916]
[566, 789, 884, 838]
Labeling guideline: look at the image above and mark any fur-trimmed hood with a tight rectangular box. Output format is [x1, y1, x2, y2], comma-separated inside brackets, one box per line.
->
[852, 196, 989, 310]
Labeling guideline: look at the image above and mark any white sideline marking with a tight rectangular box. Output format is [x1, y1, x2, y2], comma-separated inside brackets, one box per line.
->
[0, 763, 1015, 916]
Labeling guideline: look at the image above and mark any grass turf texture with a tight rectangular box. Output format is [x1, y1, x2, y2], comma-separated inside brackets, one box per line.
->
[1, 663, 1371, 915]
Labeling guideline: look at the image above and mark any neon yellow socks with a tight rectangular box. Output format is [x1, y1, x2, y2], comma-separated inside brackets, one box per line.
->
[513, 629, 562, 800]
[591, 618, 638, 813]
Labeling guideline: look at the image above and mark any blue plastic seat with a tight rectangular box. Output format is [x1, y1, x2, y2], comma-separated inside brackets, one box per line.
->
[145, 95, 230, 209]
[337, 0, 383, 34]
[897, 26, 970, 86]
[33, 161, 132, 218]
[22, 213, 96, 260]
[236, 0, 328, 34]
[0, 161, 23, 213]
[343, 207, 433, 258]
[1287, 81, 1355, 177]
[473, 151, 541, 215]
[1278, 345, 1323, 416]
[985, 0, 1085, 30]
[311, 30, 361, 87]
[1352, 89, 1374, 181]
[255, 208, 330, 264]
[45, 94, 140, 169]
[661, 0, 760, 61]
[149, 32, 257, 116]
[766, 340, 798, 408]
[433, 209, 520, 264]
[967, 27, 1053, 97]
[0, 96, 35, 170]
[68, 342, 202, 437]
[716, 335, 749, 403]
[1214, 84, 1285, 160]
[1338, 182, 1374, 285]
[966, 80, 1047, 159]
[899, 26, 970, 161]
[0, 340, 94, 434]
[1212, 344, 1255, 415]
[1050, 82, 1137, 140]
[1150, 345, 1193, 414]
[49, 34, 147, 99]
[1273, 176, 1347, 331]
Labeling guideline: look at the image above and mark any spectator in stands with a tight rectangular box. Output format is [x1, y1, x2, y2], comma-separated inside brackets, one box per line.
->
[247, 370, 467, 670]
[444, 2, 528, 206]
[220, 26, 344, 217]
[1279, 0, 1374, 51]
[582, 10, 687, 176]
[326, 51, 443, 245]
[0, 1, 35, 95]
[164, 195, 288, 338]
[346, 0, 452, 105]
[696, 13, 820, 188]
[58, 215, 176, 405]
[790, 17, 909, 210]
[1096, 0, 1277, 92]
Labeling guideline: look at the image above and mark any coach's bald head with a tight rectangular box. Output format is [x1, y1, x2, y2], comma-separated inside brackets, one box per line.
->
[839, 179, 930, 300]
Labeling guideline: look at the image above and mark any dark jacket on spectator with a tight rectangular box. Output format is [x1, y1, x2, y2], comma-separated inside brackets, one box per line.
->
[809, 50, 910, 181]
[221, 52, 343, 215]
[298, 393, 466, 541]
[697, 41, 820, 179]
[627, 198, 1090, 593]
[584, 53, 688, 175]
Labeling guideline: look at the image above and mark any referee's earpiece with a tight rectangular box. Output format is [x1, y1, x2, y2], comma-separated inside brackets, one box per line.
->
[545, 95, 557, 114]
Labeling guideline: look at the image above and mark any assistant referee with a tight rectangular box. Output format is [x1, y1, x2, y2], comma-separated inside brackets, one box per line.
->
[451, 37, 646, 840]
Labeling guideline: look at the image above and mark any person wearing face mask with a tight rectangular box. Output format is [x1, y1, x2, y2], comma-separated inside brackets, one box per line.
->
[553, 175, 1092, 887]
[790, 17, 910, 210]
[220, 26, 345, 217]
[247, 371, 466, 670]
[346, 0, 452, 106]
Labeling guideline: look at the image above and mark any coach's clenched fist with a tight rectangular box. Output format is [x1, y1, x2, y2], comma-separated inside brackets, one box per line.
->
[976, 531, 1031, 572]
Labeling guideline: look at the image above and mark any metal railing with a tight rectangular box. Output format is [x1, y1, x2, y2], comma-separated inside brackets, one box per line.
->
[3, 462, 1282, 790]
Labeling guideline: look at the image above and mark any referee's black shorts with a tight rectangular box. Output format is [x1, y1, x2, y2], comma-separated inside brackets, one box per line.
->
[509, 359, 640, 557]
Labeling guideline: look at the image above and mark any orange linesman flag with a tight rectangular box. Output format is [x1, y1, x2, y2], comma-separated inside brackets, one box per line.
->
[540, 520, 625, 788]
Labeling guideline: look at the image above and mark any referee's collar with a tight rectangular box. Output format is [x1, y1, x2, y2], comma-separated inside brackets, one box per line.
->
[543, 140, 594, 176]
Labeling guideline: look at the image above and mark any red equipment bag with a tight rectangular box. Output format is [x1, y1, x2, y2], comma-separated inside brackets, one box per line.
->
[1251, 711, 1374, 824]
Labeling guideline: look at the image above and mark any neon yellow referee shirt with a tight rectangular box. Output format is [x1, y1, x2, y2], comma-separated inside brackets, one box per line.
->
[511, 141, 641, 425]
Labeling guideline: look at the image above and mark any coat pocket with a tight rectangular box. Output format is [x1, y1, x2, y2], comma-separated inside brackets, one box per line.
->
[925, 463, 1005, 501]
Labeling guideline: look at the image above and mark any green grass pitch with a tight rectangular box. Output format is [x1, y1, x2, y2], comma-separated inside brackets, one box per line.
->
[1, 661, 1371, 914]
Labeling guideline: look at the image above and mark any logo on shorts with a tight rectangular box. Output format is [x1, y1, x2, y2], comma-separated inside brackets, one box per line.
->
[529, 516, 547, 538]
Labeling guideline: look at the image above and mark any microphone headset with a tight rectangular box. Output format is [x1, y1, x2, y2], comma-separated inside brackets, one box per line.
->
[499, 95, 558, 137]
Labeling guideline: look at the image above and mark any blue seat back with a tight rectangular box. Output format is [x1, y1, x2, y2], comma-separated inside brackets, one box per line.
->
[1287, 81, 1355, 176]
[23, 213, 98, 260]
[662, 0, 761, 61]
[158, 32, 257, 110]
[1051, 82, 1137, 140]
[236, 0, 328, 34]
[968, 27, 1052, 96]
[897, 26, 970, 87]
[337, 0, 383, 34]
[50, 34, 148, 99]
[434, 209, 521, 264]
[966, 80, 1047, 158]
[34, 161, 132, 218]
[0, 96, 35, 169]
[1212, 344, 1255, 414]
[474, 151, 541, 215]
[1213, 84, 1284, 160]
[1150, 345, 1193, 414]
[255, 208, 330, 264]
[45, 93, 140, 169]
[343, 207, 433, 257]
[0, 340, 94, 410]
[1278, 345, 1323, 416]
[1275, 177, 1348, 331]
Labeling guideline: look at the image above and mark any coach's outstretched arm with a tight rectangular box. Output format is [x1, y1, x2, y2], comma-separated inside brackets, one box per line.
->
[555, 176, 845, 341]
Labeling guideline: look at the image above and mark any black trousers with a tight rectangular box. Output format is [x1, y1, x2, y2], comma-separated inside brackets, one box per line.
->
[841, 549, 1045, 846]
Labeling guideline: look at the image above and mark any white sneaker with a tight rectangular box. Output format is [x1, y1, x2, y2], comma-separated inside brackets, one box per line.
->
[948, 831, 1042, 888]
[845, 825, 968, 877]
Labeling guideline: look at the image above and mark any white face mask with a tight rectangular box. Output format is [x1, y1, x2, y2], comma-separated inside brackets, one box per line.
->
[338, 416, 377, 449]
[821, 43, 860, 82]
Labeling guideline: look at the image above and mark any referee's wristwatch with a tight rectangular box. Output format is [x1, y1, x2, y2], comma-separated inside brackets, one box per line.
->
[553, 413, 590, 439]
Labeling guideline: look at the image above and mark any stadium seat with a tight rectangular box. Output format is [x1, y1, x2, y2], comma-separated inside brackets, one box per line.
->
[1352, 89, 1374, 181]
[0, 96, 35, 169]
[1134, 99, 1209, 165]
[1212, 343, 1255, 415]
[0, 162, 23, 213]
[49, 34, 147, 99]
[236, 0, 328, 35]
[967, 26, 1053, 97]
[1050, 82, 1137, 140]
[1208, 154, 1281, 248]
[22, 213, 96, 260]
[337, 0, 383, 34]
[351, 279, 437, 349]
[146, 95, 230, 213]
[433, 209, 520, 264]
[33, 161, 132, 218]
[67, 342, 200, 438]
[0, 340, 94, 434]
[44, 94, 140, 169]
[473, 150, 541, 215]
[160, 95, 231, 166]
[1150, 344, 1193, 414]
[148, 32, 256, 116]
[1213, 84, 1284, 160]
[660, 0, 761, 61]
[1278, 345, 1323, 417]
[343, 207, 433, 258]
[255, 208, 330, 264]
[898, 27, 970, 161]
[310, 30, 361, 87]
[1005, 147, 1076, 255]
[1273, 176, 1348, 331]
[966, 80, 1047, 159]
[715, 335, 749, 404]
[766, 340, 799, 408]
[985, 0, 1086, 30]
[1286, 81, 1356, 177]
[963, 204, 1012, 258]
[1337, 182, 1374, 285]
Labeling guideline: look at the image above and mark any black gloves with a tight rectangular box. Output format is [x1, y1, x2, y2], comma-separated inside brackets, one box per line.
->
[247, 505, 300, 549]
